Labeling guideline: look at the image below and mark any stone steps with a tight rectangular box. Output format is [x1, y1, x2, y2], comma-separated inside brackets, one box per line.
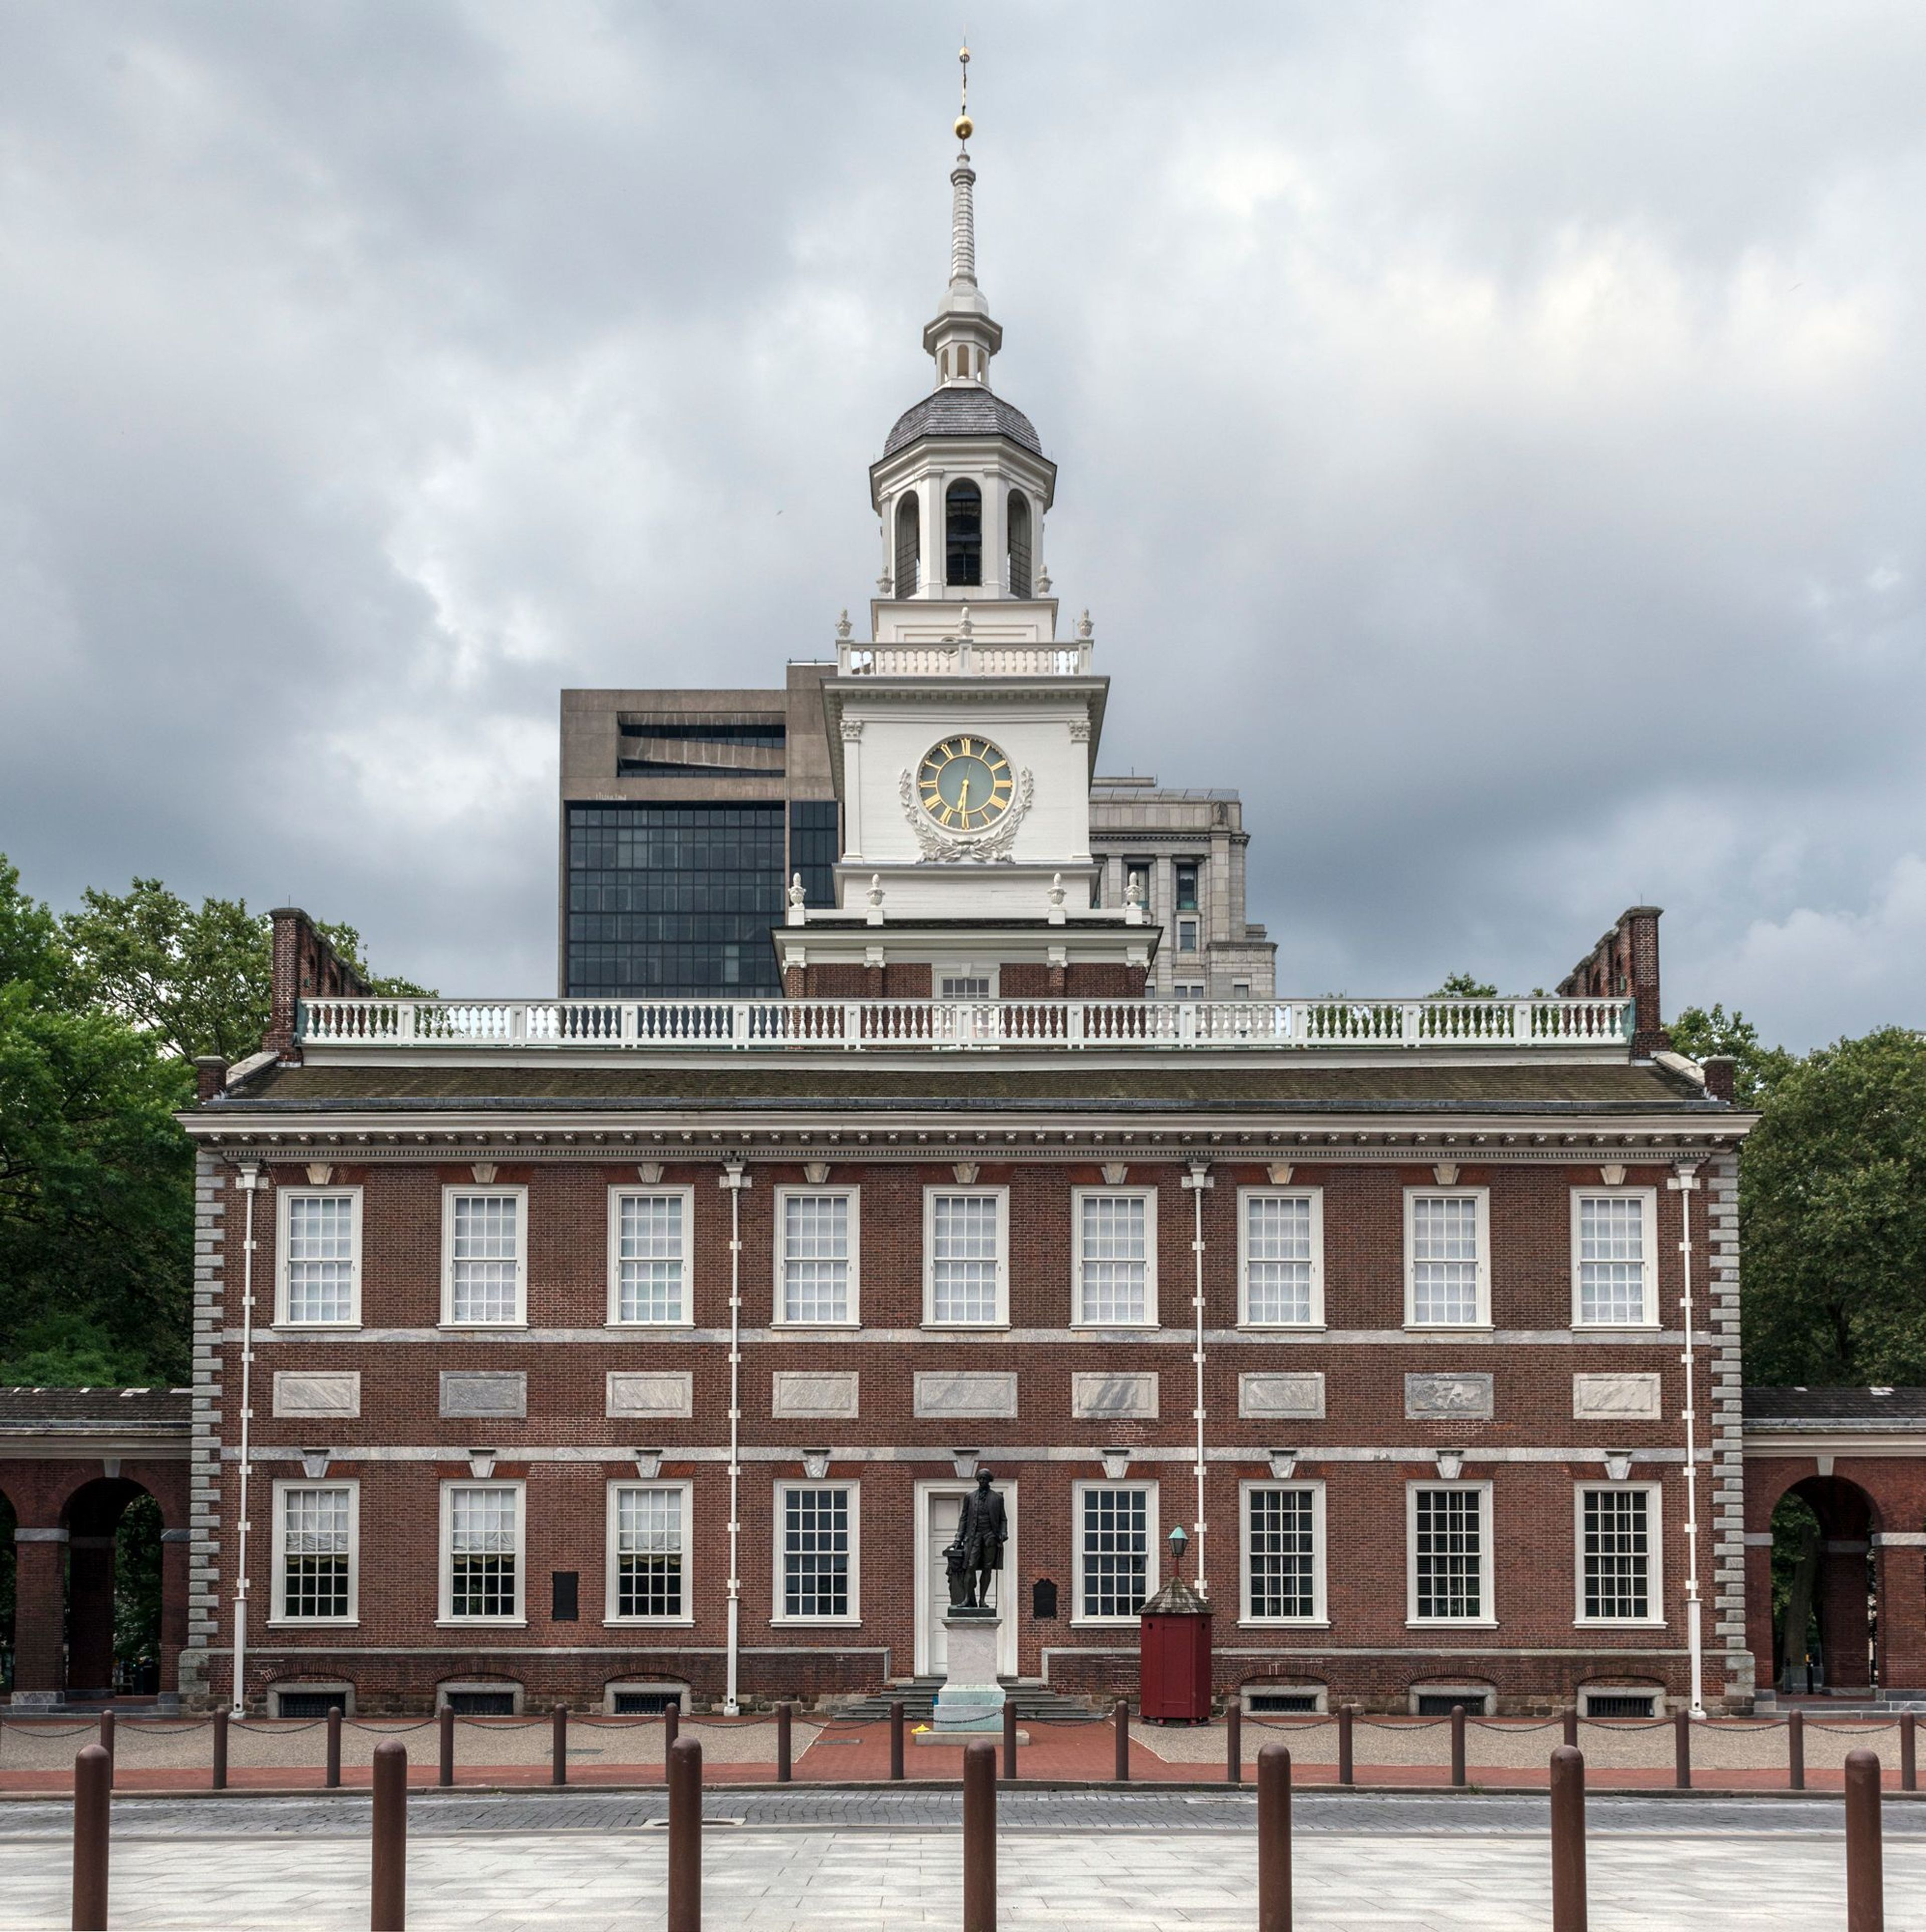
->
[833, 1679, 1107, 1725]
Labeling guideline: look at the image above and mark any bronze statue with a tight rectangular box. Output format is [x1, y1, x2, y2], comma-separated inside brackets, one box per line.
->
[946, 1468, 1007, 1614]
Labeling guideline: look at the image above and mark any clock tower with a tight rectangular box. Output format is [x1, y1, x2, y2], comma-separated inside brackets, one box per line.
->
[783, 52, 1155, 1000]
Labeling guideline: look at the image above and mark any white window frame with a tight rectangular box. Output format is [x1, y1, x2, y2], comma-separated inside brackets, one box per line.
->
[604, 1478, 694, 1627]
[440, 1185, 529, 1328]
[1573, 1481, 1666, 1628]
[771, 1479, 861, 1626]
[1405, 1480, 1497, 1628]
[268, 1478, 359, 1625]
[1402, 1187, 1492, 1330]
[1071, 1186, 1159, 1327]
[274, 1186, 363, 1328]
[606, 1185, 695, 1327]
[438, 1479, 526, 1626]
[772, 1186, 861, 1328]
[934, 960, 1000, 1000]
[1569, 1188, 1660, 1330]
[1237, 1187, 1325, 1328]
[923, 1186, 1010, 1328]
[1238, 1479, 1328, 1627]
[1071, 1479, 1161, 1627]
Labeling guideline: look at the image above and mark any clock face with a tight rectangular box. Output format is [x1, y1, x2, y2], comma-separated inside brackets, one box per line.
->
[917, 734, 1015, 833]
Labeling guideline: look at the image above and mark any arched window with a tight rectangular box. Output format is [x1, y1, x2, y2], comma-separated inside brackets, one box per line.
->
[894, 494, 920, 596]
[945, 479, 982, 588]
[1007, 490, 1032, 599]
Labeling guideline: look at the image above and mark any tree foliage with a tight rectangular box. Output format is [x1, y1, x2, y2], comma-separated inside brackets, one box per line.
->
[1432, 972, 1499, 1000]
[1741, 1027, 1926, 1386]
[1669, 1003, 1797, 1106]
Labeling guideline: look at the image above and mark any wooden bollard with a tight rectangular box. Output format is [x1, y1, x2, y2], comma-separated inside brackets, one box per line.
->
[1550, 1745, 1587, 1932]
[1845, 1748, 1884, 1932]
[1562, 1706, 1579, 1749]
[1256, 1742, 1291, 1932]
[1901, 1711, 1916, 1794]
[776, 1701, 792, 1783]
[963, 1737, 996, 1932]
[437, 1706, 454, 1789]
[212, 1707, 229, 1791]
[99, 1709, 116, 1790]
[1226, 1701, 1242, 1785]
[1789, 1708, 1805, 1790]
[72, 1743, 111, 1932]
[668, 1736, 702, 1932]
[1003, 1697, 1018, 1781]
[1673, 1709, 1691, 1790]
[551, 1704, 567, 1788]
[889, 1700, 905, 1781]
[1450, 1704, 1467, 1788]
[1113, 1699, 1130, 1782]
[371, 1738, 407, 1932]
[327, 1706, 343, 1789]
[1337, 1704, 1355, 1787]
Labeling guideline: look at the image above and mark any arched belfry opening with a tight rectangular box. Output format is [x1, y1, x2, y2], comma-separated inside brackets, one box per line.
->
[894, 494, 920, 596]
[945, 478, 982, 588]
[1007, 489, 1032, 598]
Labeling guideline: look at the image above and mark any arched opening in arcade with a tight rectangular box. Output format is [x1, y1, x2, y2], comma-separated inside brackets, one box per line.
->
[60, 1478, 166, 1699]
[1771, 1474, 1879, 1696]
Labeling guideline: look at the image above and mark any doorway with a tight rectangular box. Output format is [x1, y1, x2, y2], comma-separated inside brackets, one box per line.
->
[913, 1480, 1018, 1679]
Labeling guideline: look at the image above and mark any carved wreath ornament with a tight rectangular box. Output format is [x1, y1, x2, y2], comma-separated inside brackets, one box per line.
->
[899, 765, 1034, 862]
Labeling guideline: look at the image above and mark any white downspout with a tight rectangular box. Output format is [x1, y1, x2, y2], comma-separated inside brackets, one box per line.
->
[721, 1162, 749, 1714]
[1183, 1162, 1214, 1596]
[230, 1163, 261, 1716]
[1669, 1161, 1705, 1718]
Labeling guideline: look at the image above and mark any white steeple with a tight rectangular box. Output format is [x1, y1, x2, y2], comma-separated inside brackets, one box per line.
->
[923, 46, 1003, 389]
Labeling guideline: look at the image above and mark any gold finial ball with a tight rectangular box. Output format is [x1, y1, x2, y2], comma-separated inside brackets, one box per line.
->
[959, 44, 970, 64]
[954, 112, 974, 140]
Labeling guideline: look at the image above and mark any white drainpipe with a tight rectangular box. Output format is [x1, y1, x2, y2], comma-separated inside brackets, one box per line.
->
[1669, 1160, 1705, 1718]
[1183, 1161, 1214, 1595]
[230, 1163, 261, 1716]
[721, 1161, 749, 1714]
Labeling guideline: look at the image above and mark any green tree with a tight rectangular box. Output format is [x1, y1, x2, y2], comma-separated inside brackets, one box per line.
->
[1432, 973, 1499, 999]
[1741, 1027, 1926, 1385]
[1669, 1003, 1797, 1106]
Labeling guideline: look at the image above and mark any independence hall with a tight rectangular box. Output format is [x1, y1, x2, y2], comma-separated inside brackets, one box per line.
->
[170, 101, 1754, 1722]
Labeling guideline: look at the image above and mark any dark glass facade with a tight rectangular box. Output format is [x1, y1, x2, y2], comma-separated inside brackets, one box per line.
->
[567, 804, 787, 997]
[788, 801, 840, 914]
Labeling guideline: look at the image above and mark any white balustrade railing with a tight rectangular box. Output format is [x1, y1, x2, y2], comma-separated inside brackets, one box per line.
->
[837, 641, 1092, 677]
[298, 995, 1633, 1052]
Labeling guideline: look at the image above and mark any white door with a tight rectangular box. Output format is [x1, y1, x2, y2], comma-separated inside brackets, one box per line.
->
[927, 1494, 963, 1677]
[915, 1482, 1018, 1679]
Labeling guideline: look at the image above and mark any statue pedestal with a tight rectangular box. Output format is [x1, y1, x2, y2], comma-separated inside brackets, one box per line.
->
[932, 1610, 1006, 1734]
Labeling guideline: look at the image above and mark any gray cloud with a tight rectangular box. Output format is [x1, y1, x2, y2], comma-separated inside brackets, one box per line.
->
[1, 2, 1921, 1047]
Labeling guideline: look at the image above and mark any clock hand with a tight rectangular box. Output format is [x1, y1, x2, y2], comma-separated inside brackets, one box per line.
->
[958, 777, 972, 815]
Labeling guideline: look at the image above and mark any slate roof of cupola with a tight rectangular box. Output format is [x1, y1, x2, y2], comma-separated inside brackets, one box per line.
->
[883, 387, 1042, 457]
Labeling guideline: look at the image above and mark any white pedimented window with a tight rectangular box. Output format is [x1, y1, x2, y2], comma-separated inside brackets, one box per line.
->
[441, 1188, 527, 1326]
[1073, 1189, 1158, 1325]
[1571, 1190, 1659, 1328]
[925, 1189, 1008, 1326]
[1073, 1481, 1159, 1623]
[276, 1189, 362, 1327]
[1238, 1189, 1323, 1327]
[606, 1481, 691, 1624]
[773, 1482, 859, 1623]
[271, 1481, 358, 1623]
[774, 1188, 859, 1326]
[1575, 1484, 1664, 1625]
[439, 1482, 524, 1624]
[1241, 1481, 1326, 1625]
[1407, 1482, 1495, 1626]
[607, 1187, 693, 1325]
[1404, 1190, 1491, 1328]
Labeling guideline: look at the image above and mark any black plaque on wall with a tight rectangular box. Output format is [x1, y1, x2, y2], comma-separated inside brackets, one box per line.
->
[1031, 1578, 1058, 1620]
[552, 1571, 580, 1621]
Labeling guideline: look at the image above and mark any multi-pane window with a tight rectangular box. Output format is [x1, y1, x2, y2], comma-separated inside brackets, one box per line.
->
[1176, 917, 1200, 952]
[1242, 1192, 1321, 1325]
[1174, 862, 1200, 911]
[610, 1484, 686, 1620]
[1246, 1486, 1320, 1621]
[928, 1191, 1004, 1324]
[1079, 1485, 1153, 1620]
[1076, 1192, 1154, 1324]
[444, 1484, 521, 1621]
[1411, 1486, 1489, 1622]
[779, 1485, 854, 1620]
[778, 1191, 855, 1324]
[611, 1191, 688, 1324]
[445, 1191, 524, 1325]
[1579, 1488, 1655, 1621]
[1407, 1192, 1487, 1326]
[939, 974, 992, 999]
[279, 1191, 359, 1325]
[1574, 1193, 1654, 1326]
[275, 1484, 354, 1621]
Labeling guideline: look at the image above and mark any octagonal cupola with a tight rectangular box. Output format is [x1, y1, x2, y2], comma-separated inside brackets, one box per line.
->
[867, 48, 1059, 646]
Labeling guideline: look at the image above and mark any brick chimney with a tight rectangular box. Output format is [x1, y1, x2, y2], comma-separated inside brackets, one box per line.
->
[265, 908, 369, 1065]
[193, 1055, 229, 1103]
[1703, 1055, 1737, 1103]
[1557, 906, 1667, 1059]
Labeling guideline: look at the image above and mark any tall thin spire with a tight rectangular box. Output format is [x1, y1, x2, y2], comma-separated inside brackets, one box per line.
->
[950, 44, 976, 288]
[924, 41, 1001, 388]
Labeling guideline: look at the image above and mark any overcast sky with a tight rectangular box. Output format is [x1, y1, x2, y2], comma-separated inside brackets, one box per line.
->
[2, 3, 1922, 1052]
